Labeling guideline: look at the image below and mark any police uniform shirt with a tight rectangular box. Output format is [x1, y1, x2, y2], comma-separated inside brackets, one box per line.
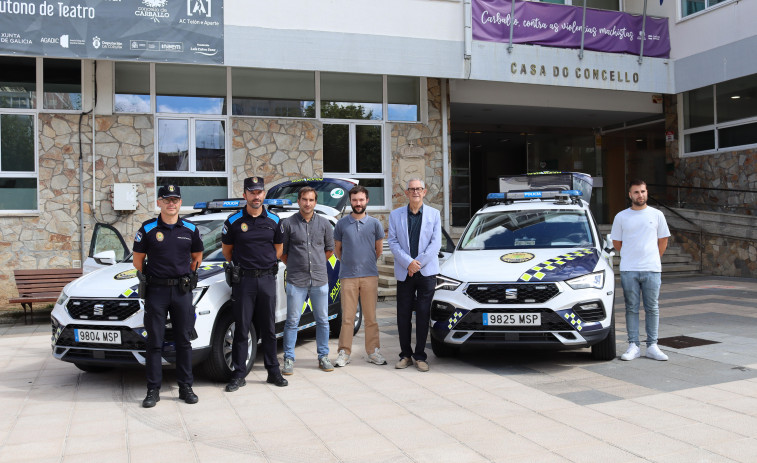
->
[222, 206, 283, 270]
[133, 215, 204, 279]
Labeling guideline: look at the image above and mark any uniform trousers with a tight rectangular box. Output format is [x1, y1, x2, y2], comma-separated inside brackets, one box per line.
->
[144, 284, 194, 389]
[231, 274, 280, 378]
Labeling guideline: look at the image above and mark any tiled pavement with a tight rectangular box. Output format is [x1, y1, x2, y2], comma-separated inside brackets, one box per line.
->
[1, 275, 756, 463]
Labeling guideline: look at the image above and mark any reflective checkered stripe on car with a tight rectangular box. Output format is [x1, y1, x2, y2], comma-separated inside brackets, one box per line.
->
[448, 311, 464, 329]
[518, 249, 595, 282]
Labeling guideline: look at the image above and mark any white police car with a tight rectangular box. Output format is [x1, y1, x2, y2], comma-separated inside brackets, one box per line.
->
[50, 178, 361, 380]
[430, 172, 617, 360]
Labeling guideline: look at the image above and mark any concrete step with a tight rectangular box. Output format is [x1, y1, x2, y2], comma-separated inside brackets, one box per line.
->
[377, 263, 395, 277]
[378, 275, 397, 287]
[378, 286, 396, 301]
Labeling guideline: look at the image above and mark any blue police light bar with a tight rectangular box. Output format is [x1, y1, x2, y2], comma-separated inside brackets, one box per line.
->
[263, 199, 293, 206]
[193, 198, 294, 210]
[486, 190, 582, 202]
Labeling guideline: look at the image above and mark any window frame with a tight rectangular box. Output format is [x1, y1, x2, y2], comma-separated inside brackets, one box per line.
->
[321, 119, 390, 210]
[679, 0, 737, 20]
[679, 83, 757, 157]
[154, 114, 231, 211]
[0, 109, 39, 214]
[41, 57, 84, 113]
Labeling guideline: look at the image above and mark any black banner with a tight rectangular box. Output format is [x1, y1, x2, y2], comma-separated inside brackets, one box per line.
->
[0, 0, 224, 64]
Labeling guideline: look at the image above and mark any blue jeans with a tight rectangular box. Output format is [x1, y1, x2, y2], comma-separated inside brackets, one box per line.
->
[620, 271, 662, 347]
[283, 283, 330, 361]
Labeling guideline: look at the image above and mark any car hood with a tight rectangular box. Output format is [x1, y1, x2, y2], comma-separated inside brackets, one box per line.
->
[63, 262, 226, 299]
[440, 248, 600, 283]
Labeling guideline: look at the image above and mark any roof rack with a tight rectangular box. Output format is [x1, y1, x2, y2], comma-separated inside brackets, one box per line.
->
[485, 189, 582, 207]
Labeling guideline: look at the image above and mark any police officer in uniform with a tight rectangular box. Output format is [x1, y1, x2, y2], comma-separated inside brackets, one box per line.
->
[133, 185, 204, 408]
[222, 177, 288, 390]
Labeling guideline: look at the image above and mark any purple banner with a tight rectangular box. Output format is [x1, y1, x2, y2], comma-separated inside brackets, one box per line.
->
[473, 0, 670, 58]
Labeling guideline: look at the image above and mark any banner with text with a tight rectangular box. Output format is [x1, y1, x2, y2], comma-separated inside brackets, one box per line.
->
[0, 0, 223, 64]
[473, 0, 670, 58]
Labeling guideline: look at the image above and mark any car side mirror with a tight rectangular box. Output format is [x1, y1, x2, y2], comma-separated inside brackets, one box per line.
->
[93, 250, 117, 265]
[603, 234, 615, 256]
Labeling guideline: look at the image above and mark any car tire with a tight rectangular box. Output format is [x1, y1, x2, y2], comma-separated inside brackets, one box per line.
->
[74, 363, 111, 373]
[591, 313, 616, 361]
[330, 301, 362, 338]
[431, 335, 460, 358]
[203, 308, 257, 382]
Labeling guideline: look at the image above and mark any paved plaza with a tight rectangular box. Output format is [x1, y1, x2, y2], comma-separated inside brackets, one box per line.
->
[1, 275, 756, 463]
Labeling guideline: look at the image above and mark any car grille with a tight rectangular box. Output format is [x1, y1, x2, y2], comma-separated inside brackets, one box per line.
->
[468, 332, 561, 343]
[55, 324, 146, 350]
[464, 283, 559, 304]
[67, 299, 140, 321]
[454, 308, 574, 331]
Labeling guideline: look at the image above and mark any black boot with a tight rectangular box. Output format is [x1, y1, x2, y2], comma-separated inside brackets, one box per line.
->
[178, 385, 198, 404]
[266, 372, 288, 387]
[142, 388, 160, 408]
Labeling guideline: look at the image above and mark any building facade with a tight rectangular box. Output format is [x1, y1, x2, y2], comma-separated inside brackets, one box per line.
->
[0, 0, 755, 304]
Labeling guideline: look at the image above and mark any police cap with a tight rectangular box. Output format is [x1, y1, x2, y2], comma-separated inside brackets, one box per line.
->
[158, 184, 181, 198]
[244, 176, 265, 191]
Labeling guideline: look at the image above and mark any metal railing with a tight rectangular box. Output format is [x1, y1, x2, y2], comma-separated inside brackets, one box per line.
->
[647, 184, 757, 216]
[647, 193, 704, 273]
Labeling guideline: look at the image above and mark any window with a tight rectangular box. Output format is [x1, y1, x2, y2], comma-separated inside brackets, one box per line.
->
[323, 122, 386, 207]
[156, 117, 228, 206]
[115, 62, 150, 113]
[536, 0, 620, 10]
[44, 59, 81, 111]
[682, 74, 757, 155]
[156, 64, 226, 114]
[388, 76, 420, 122]
[0, 57, 36, 109]
[232, 68, 314, 117]
[0, 113, 37, 211]
[682, 0, 729, 17]
[320, 72, 382, 120]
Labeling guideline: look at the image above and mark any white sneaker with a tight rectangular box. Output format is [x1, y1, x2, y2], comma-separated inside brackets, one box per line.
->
[646, 344, 669, 361]
[367, 348, 387, 365]
[620, 344, 641, 361]
[334, 349, 350, 367]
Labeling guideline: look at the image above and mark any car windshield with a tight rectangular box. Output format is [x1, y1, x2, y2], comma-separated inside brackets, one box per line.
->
[267, 181, 349, 210]
[459, 210, 594, 250]
[191, 219, 227, 261]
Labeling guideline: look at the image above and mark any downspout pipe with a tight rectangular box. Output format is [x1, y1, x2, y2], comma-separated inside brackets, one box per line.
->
[638, 0, 648, 64]
[441, 79, 450, 231]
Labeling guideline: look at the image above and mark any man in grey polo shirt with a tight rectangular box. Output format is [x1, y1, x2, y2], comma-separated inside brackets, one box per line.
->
[333, 185, 386, 367]
[281, 186, 335, 374]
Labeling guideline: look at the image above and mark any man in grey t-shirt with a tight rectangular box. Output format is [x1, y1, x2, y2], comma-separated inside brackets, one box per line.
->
[333, 185, 386, 367]
[281, 186, 335, 374]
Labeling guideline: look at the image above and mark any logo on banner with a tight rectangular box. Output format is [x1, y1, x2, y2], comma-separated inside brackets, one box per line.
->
[137, 0, 170, 23]
[92, 36, 101, 49]
[60, 35, 69, 48]
[187, 0, 212, 17]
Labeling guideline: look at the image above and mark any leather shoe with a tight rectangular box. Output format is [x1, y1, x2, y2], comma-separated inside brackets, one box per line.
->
[178, 385, 198, 404]
[142, 388, 160, 408]
[225, 377, 246, 392]
[266, 372, 288, 387]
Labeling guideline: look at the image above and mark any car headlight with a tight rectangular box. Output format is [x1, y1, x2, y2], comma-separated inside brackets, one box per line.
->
[436, 275, 462, 291]
[566, 271, 605, 290]
[55, 289, 68, 307]
[192, 286, 208, 306]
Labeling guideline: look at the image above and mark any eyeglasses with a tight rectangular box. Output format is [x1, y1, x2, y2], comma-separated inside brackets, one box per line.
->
[406, 187, 425, 193]
[160, 198, 181, 204]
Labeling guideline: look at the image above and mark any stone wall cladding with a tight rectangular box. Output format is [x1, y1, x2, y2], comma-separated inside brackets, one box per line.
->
[231, 118, 322, 197]
[0, 114, 91, 305]
[675, 231, 756, 277]
[390, 78, 444, 214]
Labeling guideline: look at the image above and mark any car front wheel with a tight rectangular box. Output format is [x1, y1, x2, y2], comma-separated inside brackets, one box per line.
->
[590, 313, 616, 361]
[203, 308, 257, 382]
[431, 335, 460, 358]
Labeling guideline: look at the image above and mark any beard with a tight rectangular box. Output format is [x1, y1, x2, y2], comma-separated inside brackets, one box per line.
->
[632, 197, 647, 207]
[351, 204, 365, 214]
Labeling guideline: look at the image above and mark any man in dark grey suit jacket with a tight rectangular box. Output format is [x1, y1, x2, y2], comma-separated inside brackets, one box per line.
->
[387, 178, 442, 372]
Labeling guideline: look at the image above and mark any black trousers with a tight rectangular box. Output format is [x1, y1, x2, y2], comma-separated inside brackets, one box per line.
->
[231, 274, 280, 378]
[144, 285, 194, 389]
[396, 273, 436, 361]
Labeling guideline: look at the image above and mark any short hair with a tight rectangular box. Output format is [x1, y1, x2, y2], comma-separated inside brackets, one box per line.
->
[406, 178, 425, 189]
[349, 184, 369, 199]
[628, 179, 647, 191]
[298, 186, 318, 200]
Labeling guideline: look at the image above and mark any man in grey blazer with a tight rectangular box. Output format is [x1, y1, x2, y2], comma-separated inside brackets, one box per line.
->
[388, 178, 442, 372]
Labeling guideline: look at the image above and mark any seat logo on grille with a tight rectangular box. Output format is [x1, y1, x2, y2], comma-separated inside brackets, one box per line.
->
[93, 304, 104, 316]
[506, 288, 518, 300]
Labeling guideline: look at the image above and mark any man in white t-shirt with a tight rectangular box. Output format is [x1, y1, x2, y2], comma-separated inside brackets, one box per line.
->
[611, 180, 671, 362]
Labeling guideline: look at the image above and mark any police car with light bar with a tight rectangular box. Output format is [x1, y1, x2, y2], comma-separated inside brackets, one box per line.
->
[430, 172, 617, 360]
[50, 178, 362, 380]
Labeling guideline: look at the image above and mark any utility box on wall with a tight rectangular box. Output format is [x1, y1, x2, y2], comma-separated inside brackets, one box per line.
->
[113, 183, 138, 211]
